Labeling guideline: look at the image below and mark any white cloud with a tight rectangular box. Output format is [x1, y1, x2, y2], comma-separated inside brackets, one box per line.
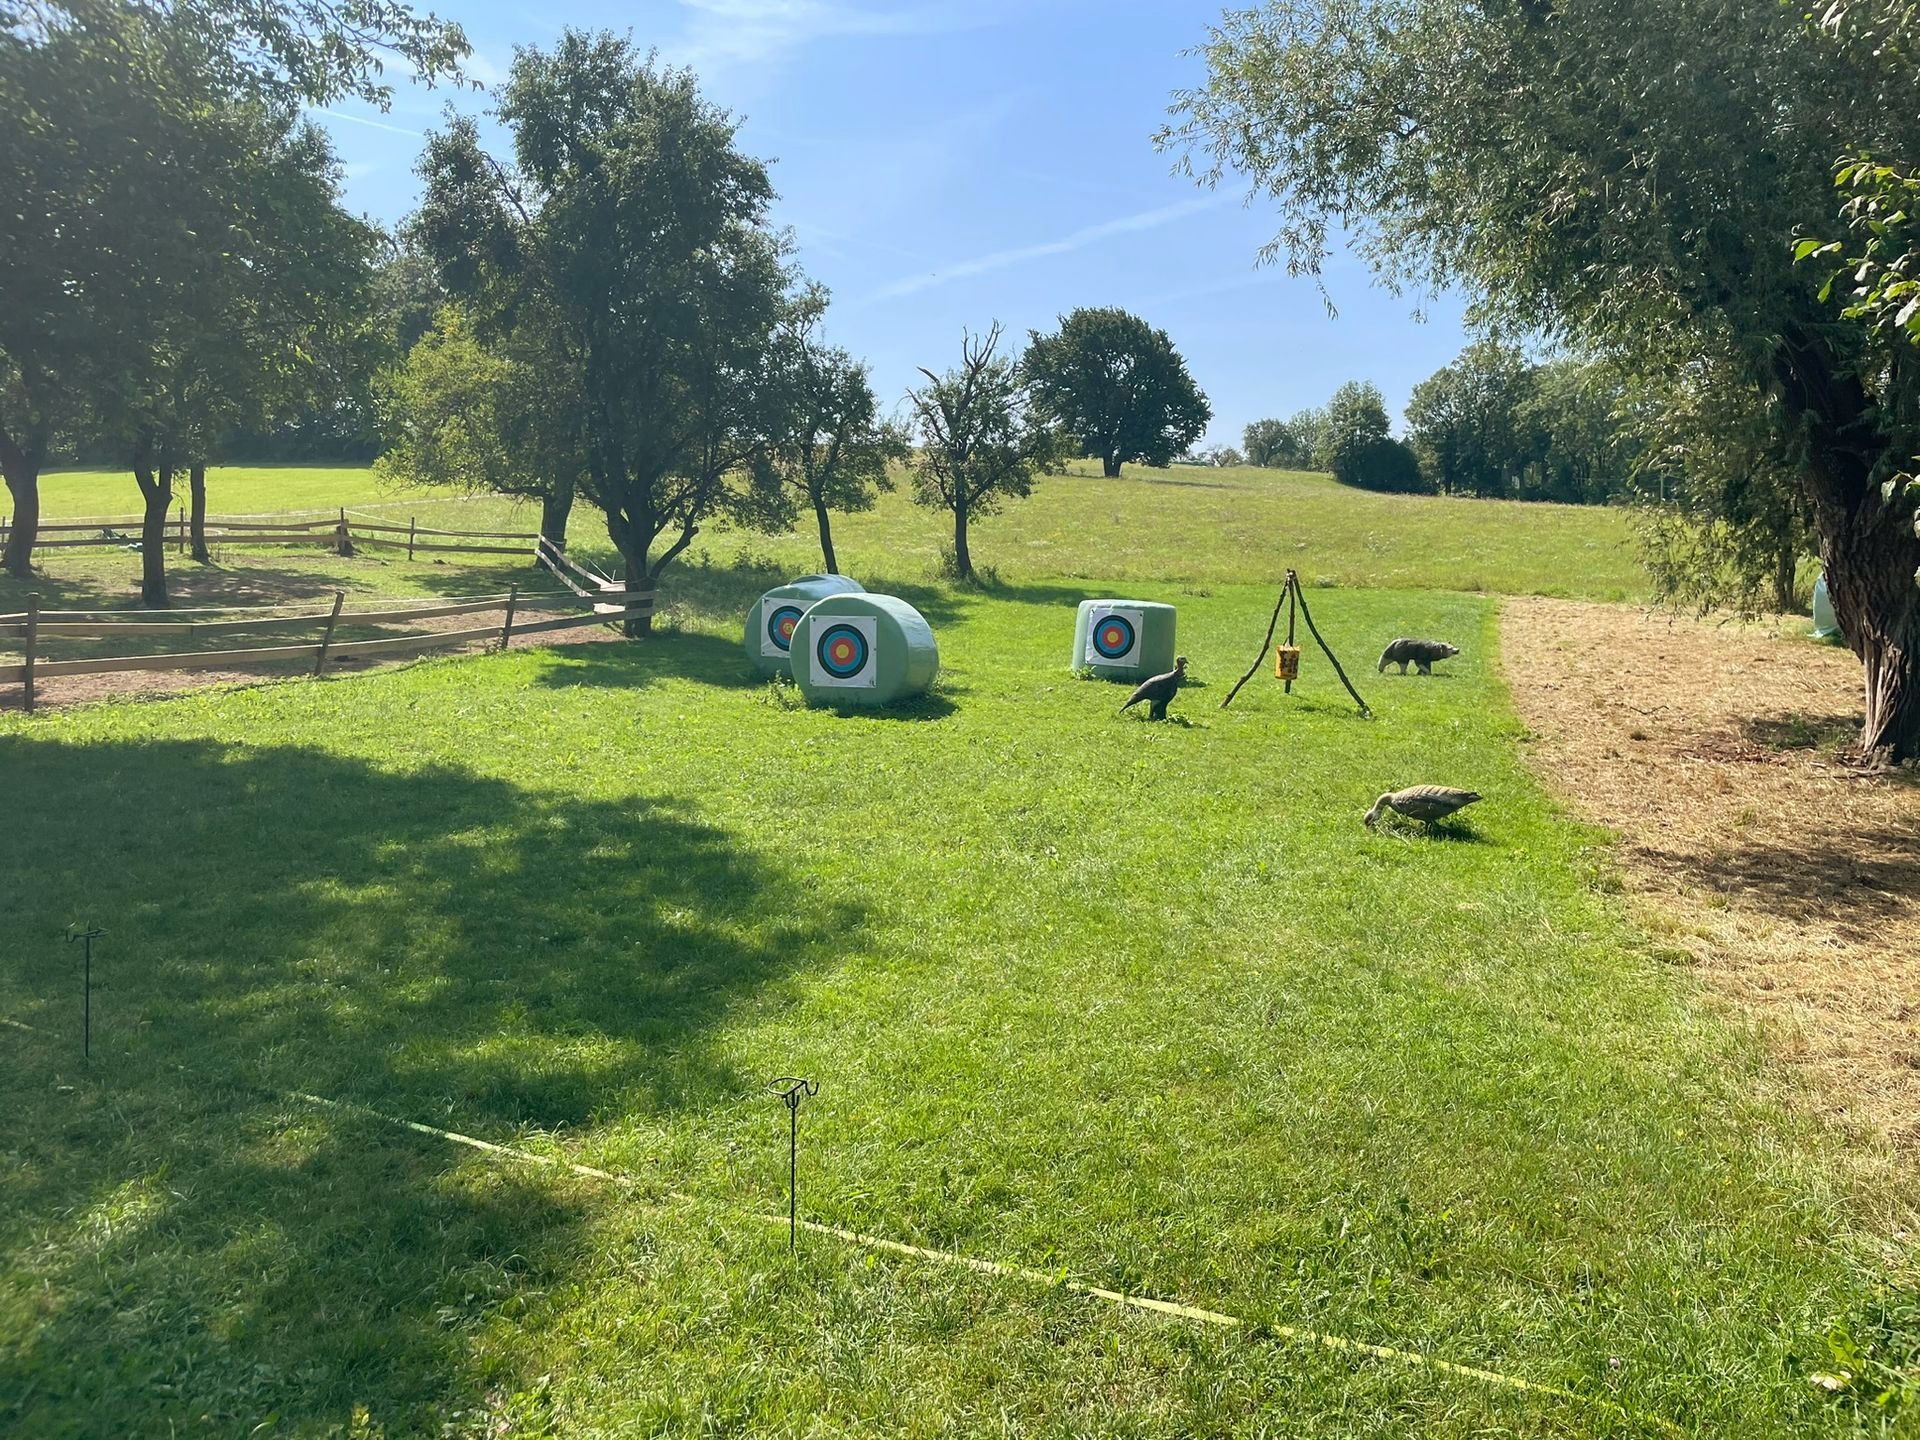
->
[312, 108, 425, 139]
[858, 194, 1229, 305]
[669, 0, 995, 73]
[463, 49, 507, 87]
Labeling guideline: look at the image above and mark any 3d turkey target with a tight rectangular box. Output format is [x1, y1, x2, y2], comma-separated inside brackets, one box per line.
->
[808, 615, 878, 688]
[1085, 607, 1144, 667]
[760, 600, 806, 657]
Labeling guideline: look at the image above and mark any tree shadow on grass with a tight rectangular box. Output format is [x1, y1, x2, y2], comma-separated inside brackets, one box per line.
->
[530, 630, 763, 693]
[0, 734, 861, 1434]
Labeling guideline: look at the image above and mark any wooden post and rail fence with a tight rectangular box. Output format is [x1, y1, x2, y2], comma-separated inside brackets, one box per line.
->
[0, 509, 541, 558]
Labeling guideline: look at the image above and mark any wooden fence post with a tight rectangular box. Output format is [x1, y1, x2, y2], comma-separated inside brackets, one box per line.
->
[499, 583, 518, 651]
[335, 508, 352, 557]
[177, 506, 186, 554]
[23, 593, 38, 713]
[407, 516, 416, 562]
[312, 590, 345, 677]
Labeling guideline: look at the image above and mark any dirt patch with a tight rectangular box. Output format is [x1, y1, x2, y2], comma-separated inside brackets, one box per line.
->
[1502, 597, 1920, 1151]
[1, 606, 621, 713]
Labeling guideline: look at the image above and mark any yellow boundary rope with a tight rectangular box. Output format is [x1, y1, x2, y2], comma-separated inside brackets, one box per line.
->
[0, 1024, 1676, 1433]
[282, 1088, 1680, 1433]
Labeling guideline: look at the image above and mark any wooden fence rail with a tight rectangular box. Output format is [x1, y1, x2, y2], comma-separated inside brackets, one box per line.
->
[2, 510, 540, 556]
[2, 589, 653, 710]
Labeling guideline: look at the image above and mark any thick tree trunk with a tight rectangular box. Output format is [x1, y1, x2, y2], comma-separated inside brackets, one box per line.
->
[539, 476, 574, 551]
[2, 464, 39, 578]
[952, 497, 974, 583]
[1773, 330, 1920, 760]
[1101, 452, 1122, 478]
[623, 567, 653, 637]
[1818, 500, 1920, 761]
[188, 464, 209, 563]
[134, 463, 173, 606]
[814, 494, 839, 575]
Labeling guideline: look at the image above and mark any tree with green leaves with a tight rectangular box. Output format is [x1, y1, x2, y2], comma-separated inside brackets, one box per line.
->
[1319, 379, 1426, 493]
[909, 324, 1066, 584]
[1162, 0, 1920, 756]
[1242, 416, 1308, 468]
[1404, 342, 1537, 497]
[375, 306, 583, 547]
[762, 319, 909, 575]
[1021, 307, 1210, 477]
[411, 37, 804, 633]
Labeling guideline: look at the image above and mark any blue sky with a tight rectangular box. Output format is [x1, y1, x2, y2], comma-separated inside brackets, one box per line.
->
[312, 0, 1473, 449]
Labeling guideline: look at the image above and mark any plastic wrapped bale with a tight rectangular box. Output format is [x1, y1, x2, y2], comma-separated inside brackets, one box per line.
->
[1071, 599, 1177, 681]
[744, 575, 867, 676]
[1812, 573, 1844, 642]
[790, 593, 939, 708]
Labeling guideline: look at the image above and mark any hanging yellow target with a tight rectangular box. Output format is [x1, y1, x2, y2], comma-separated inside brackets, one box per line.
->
[1274, 645, 1302, 682]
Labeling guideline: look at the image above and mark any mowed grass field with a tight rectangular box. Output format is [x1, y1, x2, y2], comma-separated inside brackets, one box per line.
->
[2, 465, 1912, 1436]
[15, 457, 1646, 602]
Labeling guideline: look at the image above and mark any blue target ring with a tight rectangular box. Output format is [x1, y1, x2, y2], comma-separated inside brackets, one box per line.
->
[816, 622, 870, 679]
[765, 603, 805, 652]
[1091, 613, 1137, 660]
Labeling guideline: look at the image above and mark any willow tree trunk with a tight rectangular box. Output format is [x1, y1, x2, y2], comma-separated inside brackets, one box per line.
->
[1772, 532, 1798, 615]
[2, 466, 38, 578]
[1817, 498, 1920, 761]
[188, 464, 209, 562]
[813, 494, 839, 575]
[134, 463, 173, 606]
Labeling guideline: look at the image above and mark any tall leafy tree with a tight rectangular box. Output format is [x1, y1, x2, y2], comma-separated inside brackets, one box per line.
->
[411, 37, 804, 632]
[1242, 416, 1308, 468]
[1162, 0, 1920, 757]
[375, 306, 584, 547]
[909, 325, 1065, 584]
[1319, 379, 1425, 492]
[1021, 307, 1210, 476]
[1404, 342, 1537, 497]
[763, 318, 909, 575]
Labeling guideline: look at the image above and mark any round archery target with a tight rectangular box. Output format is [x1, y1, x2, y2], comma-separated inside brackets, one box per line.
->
[812, 619, 875, 686]
[762, 601, 805, 656]
[1085, 606, 1143, 666]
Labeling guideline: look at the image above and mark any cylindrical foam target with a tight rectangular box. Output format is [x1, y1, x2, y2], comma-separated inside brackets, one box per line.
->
[789, 592, 939, 708]
[1071, 598, 1177, 680]
[744, 574, 867, 676]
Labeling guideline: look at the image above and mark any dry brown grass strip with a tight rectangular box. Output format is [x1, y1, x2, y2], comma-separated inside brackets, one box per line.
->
[1501, 597, 1920, 1154]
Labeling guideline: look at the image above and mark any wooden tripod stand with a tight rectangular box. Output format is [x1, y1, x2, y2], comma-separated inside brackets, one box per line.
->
[1220, 569, 1371, 716]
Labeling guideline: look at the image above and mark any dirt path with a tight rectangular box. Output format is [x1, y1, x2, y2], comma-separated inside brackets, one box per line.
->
[1501, 597, 1920, 1151]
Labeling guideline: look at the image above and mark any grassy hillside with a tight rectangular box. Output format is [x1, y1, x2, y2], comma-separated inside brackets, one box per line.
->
[19, 459, 1647, 602]
[0, 576, 1902, 1435]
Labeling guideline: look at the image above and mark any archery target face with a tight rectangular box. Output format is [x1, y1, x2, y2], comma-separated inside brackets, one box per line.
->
[760, 599, 806, 657]
[1086, 607, 1143, 666]
[809, 615, 878, 688]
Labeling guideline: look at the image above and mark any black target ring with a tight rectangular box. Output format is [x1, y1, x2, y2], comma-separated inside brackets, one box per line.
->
[1091, 613, 1137, 660]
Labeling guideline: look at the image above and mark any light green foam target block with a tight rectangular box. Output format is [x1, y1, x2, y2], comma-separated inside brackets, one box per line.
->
[1072, 599, 1177, 680]
[790, 593, 940, 708]
[744, 575, 867, 676]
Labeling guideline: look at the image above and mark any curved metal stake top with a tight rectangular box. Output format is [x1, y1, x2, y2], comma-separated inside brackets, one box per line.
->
[65, 923, 104, 1064]
[766, 1076, 818, 1249]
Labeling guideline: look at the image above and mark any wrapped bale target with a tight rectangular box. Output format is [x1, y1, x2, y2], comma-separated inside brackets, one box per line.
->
[745, 574, 867, 676]
[790, 593, 939, 708]
[1072, 599, 1177, 681]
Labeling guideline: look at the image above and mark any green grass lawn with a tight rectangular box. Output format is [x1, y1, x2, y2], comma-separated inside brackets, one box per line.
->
[2, 556, 1911, 1435]
[15, 457, 1647, 604]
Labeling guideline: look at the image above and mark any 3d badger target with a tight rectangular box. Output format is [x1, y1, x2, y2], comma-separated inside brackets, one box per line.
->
[1085, 607, 1143, 666]
[762, 601, 806, 657]
[809, 616, 878, 687]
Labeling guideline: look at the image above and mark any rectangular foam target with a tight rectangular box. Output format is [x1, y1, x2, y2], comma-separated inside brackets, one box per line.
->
[1084, 607, 1144, 667]
[759, 597, 808, 657]
[808, 613, 879, 688]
